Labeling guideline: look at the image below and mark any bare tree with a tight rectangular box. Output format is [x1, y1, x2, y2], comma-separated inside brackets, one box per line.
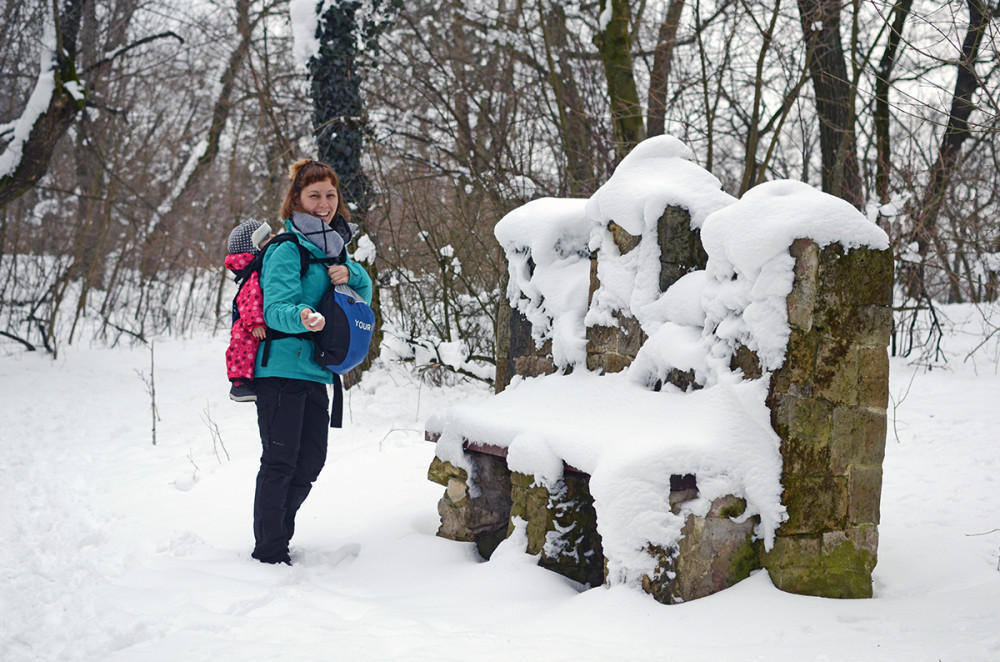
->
[796, 0, 864, 209]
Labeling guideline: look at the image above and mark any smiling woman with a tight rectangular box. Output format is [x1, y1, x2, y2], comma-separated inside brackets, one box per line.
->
[247, 157, 374, 565]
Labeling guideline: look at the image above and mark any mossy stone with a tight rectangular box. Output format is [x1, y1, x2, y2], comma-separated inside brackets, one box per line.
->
[848, 465, 883, 526]
[787, 239, 820, 331]
[656, 205, 708, 291]
[858, 346, 890, 409]
[817, 244, 893, 308]
[814, 340, 859, 406]
[780, 475, 848, 534]
[510, 471, 604, 586]
[774, 396, 833, 476]
[428, 456, 467, 487]
[831, 406, 887, 473]
[856, 304, 893, 347]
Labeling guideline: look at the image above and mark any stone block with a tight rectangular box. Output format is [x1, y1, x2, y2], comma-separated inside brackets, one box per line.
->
[617, 314, 646, 358]
[663, 368, 700, 392]
[771, 331, 818, 395]
[509, 471, 551, 556]
[656, 205, 708, 291]
[818, 244, 894, 308]
[814, 341, 859, 405]
[856, 304, 893, 347]
[609, 220, 641, 254]
[587, 323, 619, 355]
[594, 352, 634, 374]
[507, 306, 535, 358]
[831, 406, 887, 473]
[787, 238, 819, 331]
[672, 500, 761, 603]
[858, 346, 890, 409]
[431, 453, 512, 559]
[773, 396, 833, 476]
[588, 253, 600, 303]
[730, 344, 763, 380]
[765, 535, 820, 574]
[446, 476, 468, 503]
[514, 355, 556, 380]
[765, 529, 875, 598]
[642, 495, 761, 604]
[848, 465, 883, 526]
[428, 455, 467, 487]
[843, 524, 879, 557]
[780, 475, 848, 534]
[510, 471, 604, 587]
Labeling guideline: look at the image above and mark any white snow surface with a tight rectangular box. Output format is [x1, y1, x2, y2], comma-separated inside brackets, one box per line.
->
[1, 309, 1000, 660]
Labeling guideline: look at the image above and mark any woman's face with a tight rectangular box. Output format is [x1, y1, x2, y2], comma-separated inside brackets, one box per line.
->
[297, 179, 339, 225]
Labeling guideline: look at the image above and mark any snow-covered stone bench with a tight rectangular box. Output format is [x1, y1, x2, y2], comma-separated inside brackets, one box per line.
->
[426, 136, 892, 603]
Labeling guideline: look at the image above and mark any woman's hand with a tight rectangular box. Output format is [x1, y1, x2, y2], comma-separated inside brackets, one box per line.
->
[300, 307, 325, 332]
[328, 265, 349, 285]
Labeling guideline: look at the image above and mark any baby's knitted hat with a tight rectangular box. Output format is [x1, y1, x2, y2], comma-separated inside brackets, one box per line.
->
[227, 220, 270, 255]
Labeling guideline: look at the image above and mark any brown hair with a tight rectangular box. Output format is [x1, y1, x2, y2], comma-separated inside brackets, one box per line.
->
[279, 158, 351, 222]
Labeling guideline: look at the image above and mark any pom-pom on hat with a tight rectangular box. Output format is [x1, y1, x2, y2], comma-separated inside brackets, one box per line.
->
[227, 220, 271, 255]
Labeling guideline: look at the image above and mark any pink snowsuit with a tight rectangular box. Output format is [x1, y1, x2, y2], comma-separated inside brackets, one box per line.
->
[225, 252, 267, 383]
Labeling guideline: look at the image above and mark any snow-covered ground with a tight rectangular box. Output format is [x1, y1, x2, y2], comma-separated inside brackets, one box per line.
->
[1, 313, 999, 661]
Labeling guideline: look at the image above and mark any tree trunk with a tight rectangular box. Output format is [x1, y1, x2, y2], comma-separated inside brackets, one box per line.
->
[907, 0, 995, 300]
[593, 0, 645, 162]
[139, 0, 253, 270]
[647, 0, 685, 138]
[874, 0, 912, 205]
[0, 0, 88, 211]
[739, 0, 783, 196]
[310, 0, 384, 379]
[539, 1, 597, 196]
[797, 0, 864, 209]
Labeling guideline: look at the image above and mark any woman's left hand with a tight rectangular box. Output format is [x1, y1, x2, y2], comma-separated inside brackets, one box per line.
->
[328, 265, 349, 285]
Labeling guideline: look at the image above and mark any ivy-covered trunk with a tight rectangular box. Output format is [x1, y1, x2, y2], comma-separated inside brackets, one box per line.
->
[309, 0, 383, 377]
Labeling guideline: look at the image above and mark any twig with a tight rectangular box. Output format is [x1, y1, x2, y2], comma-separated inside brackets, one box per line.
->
[187, 450, 200, 474]
[888, 364, 919, 443]
[379, 425, 421, 451]
[134, 339, 159, 445]
[201, 401, 230, 463]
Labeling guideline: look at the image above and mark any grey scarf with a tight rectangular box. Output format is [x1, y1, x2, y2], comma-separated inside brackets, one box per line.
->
[290, 211, 349, 260]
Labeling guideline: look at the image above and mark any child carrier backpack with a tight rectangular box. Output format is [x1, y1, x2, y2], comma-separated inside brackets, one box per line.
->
[233, 230, 375, 428]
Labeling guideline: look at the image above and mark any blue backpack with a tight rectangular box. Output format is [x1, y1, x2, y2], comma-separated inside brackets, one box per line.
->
[312, 284, 376, 375]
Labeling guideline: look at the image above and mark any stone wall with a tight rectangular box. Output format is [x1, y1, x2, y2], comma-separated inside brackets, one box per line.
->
[763, 239, 893, 598]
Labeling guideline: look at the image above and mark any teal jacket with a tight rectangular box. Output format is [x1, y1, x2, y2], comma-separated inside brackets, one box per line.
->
[253, 221, 373, 383]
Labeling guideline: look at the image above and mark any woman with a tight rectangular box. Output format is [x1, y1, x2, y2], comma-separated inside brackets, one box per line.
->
[251, 158, 373, 565]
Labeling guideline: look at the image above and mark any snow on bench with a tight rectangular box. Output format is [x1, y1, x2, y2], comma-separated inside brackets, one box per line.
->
[426, 135, 892, 603]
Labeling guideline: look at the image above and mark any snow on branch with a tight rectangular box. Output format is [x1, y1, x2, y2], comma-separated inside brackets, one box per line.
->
[0, 17, 57, 180]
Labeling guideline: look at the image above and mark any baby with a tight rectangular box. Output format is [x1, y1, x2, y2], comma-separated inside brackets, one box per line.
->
[225, 220, 272, 402]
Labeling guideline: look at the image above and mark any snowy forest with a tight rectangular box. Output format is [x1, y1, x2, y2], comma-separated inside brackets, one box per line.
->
[3, 3, 1000, 660]
[2, 0, 1000, 372]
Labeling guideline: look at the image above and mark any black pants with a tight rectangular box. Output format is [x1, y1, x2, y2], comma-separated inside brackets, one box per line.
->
[252, 377, 329, 563]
